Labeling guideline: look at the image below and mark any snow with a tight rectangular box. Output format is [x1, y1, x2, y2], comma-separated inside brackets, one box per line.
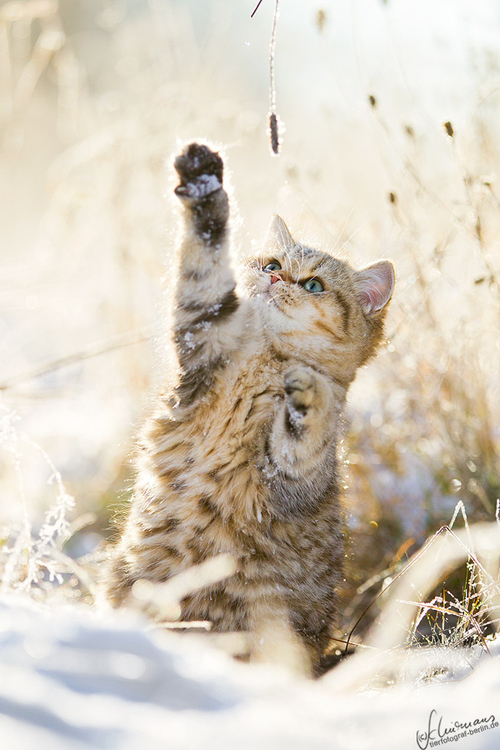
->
[183, 174, 221, 199]
[286, 403, 305, 430]
[194, 320, 212, 331]
[183, 331, 196, 351]
[1, 596, 500, 750]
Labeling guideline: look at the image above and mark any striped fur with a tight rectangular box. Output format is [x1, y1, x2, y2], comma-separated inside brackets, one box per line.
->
[104, 143, 394, 675]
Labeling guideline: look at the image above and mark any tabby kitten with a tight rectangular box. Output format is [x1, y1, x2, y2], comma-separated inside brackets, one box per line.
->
[105, 142, 394, 675]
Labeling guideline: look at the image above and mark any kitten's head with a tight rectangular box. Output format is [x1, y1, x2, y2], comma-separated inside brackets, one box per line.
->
[243, 216, 394, 384]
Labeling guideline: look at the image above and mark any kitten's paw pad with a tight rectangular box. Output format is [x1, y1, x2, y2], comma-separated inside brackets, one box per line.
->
[174, 143, 224, 200]
[284, 367, 316, 412]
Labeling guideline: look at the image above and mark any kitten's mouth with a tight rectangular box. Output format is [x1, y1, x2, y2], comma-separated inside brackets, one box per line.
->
[248, 272, 290, 314]
[262, 284, 290, 314]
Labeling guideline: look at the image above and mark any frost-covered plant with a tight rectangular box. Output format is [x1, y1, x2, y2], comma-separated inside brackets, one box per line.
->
[0, 404, 78, 596]
[407, 503, 500, 654]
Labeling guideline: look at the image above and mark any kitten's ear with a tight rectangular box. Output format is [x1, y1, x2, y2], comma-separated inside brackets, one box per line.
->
[265, 215, 295, 251]
[353, 261, 395, 316]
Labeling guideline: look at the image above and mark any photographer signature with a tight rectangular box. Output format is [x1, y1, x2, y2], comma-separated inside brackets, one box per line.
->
[416, 709, 497, 749]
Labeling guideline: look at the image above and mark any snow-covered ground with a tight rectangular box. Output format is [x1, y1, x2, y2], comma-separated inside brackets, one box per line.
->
[1, 596, 499, 750]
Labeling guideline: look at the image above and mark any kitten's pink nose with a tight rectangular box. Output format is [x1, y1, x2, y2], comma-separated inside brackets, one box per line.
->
[270, 273, 283, 284]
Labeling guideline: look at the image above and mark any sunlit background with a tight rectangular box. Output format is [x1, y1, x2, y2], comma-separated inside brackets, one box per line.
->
[1, 0, 500, 628]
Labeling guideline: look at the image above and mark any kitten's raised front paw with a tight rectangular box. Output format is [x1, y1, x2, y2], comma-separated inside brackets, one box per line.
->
[174, 143, 224, 200]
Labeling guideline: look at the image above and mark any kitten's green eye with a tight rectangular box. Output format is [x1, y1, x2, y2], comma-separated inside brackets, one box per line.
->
[263, 260, 282, 273]
[303, 278, 324, 293]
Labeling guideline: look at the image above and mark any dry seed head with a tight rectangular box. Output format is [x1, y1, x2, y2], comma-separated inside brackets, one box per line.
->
[316, 9, 327, 33]
[269, 112, 280, 154]
[444, 121, 454, 138]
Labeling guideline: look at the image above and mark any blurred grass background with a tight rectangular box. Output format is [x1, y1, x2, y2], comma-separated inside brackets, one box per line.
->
[0, 0, 499, 634]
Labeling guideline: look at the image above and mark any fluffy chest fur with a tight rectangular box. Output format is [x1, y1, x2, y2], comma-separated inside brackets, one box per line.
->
[132, 334, 340, 568]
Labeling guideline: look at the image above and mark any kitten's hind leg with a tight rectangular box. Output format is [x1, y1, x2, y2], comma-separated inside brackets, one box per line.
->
[171, 143, 244, 405]
[269, 366, 342, 477]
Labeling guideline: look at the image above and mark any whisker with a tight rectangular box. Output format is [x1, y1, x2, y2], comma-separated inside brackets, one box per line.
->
[331, 207, 356, 255]
[337, 224, 363, 257]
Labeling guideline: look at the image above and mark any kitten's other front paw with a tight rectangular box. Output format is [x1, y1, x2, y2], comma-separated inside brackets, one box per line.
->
[284, 366, 319, 415]
[174, 143, 224, 201]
